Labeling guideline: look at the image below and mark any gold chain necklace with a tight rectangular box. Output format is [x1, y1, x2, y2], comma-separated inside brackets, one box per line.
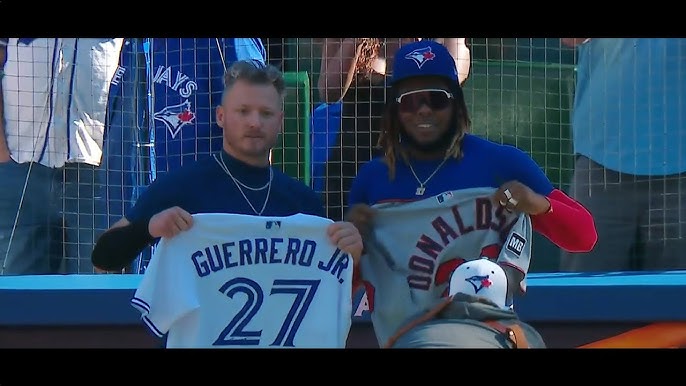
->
[407, 157, 449, 196]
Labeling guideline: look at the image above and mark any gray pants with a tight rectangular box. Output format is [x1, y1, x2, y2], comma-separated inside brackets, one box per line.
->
[392, 319, 546, 349]
[0, 161, 106, 275]
[560, 156, 686, 272]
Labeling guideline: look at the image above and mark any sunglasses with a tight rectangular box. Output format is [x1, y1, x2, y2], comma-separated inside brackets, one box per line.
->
[395, 89, 454, 113]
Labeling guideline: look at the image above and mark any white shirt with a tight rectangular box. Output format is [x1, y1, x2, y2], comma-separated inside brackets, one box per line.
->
[2, 38, 124, 167]
[131, 213, 354, 348]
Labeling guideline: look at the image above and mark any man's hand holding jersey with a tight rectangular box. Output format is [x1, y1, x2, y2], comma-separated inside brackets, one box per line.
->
[345, 203, 377, 239]
[149, 206, 195, 239]
[493, 181, 551, 216]
[344, 203, 377, 263]
[326, 221, 364, 266]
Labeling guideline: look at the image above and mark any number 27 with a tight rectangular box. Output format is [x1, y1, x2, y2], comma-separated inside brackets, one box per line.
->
[212, 277, 320, 347]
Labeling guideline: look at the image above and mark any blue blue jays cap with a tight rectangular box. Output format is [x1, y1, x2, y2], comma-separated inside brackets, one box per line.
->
[391, 40, 458, 86]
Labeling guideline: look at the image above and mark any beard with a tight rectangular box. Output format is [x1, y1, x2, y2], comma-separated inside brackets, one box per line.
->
[399, 124, 458, 154]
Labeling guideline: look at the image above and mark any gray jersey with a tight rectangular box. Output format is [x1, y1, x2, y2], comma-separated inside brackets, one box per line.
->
[361, 187, 532, 347]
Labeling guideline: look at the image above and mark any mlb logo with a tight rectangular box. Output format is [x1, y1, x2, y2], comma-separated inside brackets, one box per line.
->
[265, 220, 281, 230]
[506, 233, 526, 257]
[436, 191, 454, 204]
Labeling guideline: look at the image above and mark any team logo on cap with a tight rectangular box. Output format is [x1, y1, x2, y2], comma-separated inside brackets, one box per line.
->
[465, 275, 493, 293]
[404, 46, 436, 69]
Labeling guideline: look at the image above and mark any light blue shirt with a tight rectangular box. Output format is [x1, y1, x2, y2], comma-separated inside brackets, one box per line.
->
[571, 38, 686, 176]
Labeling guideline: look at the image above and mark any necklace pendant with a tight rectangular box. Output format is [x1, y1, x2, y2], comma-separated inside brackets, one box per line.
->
[415, 186, 426, 196]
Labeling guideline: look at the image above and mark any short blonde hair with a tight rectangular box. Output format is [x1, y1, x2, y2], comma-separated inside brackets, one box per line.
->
[221, 60, 285, 103]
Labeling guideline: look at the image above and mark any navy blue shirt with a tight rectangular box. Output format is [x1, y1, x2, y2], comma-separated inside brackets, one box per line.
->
[126, 150, 325, 222]
[349, 133, 554, 206]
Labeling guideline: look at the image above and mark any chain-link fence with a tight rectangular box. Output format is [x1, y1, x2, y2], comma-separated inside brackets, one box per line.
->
[1, 38, 683, 275]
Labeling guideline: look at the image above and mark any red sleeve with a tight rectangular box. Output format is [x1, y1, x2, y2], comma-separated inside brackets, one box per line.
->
[531, 189, 598, 253]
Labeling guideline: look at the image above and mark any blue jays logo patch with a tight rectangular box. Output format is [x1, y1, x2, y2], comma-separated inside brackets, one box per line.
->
[465, 275, 493, 294]
[404, 46, 436, 69]
[153, 100, 196, 139]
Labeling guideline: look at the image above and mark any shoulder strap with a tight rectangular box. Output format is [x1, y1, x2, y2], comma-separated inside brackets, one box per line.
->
[385, 299, 534, 349]
[383, 297, 454, 348]
[484, 320, 530, 349]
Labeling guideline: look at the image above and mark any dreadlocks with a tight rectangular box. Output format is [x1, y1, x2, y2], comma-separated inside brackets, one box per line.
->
[377, 83, 472, 180]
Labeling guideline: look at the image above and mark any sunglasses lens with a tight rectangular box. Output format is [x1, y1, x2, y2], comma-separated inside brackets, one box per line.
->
[398, 90, 451, 112]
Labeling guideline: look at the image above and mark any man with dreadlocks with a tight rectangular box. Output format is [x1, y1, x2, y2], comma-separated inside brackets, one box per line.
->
[316, 38, 470, 222]
[345, 40, 598, 348]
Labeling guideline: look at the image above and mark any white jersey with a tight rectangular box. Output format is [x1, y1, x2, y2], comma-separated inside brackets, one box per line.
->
[2, 38, 124, 167]
[361, 187, 533, 347]
[131, 213, 353, 348]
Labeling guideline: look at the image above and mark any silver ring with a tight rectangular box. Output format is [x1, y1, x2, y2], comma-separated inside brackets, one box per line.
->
[508, 197, 519, 207]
